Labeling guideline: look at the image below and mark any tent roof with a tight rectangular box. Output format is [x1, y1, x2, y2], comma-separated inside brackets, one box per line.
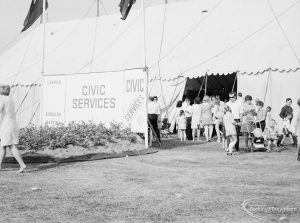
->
[0, 0, 299, 84]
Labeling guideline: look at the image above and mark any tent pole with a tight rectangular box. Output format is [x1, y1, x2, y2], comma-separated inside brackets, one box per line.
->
[204, 72, 208, 95]
[231, 72, 237, 92]
[141, 0, 149, 148]
[97, 0, 100, 17]
[40, 0, 46, 126]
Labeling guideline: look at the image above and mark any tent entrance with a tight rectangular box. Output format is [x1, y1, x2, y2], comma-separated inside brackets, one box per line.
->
[183, 73, 237, 102]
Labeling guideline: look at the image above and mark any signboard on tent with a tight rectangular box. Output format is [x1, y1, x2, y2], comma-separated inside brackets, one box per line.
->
[42, 69, 147, 133]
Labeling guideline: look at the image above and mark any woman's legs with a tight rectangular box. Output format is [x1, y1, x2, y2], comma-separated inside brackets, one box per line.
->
[297, 143, 300, 161]
[208, 125, 213, 140]
[10, 145, 26, 172]
[204, 126, 209, 141]
[245, 134, 249, 149]
[192, 129, 196, 141]
[197, 129, 201, 141]
[215, 123, 221, 143]
[0, 147, 6, 170]
[177, 125, 180, 139]
[228, 136, 237, 154]
[267, 140, 272, 152]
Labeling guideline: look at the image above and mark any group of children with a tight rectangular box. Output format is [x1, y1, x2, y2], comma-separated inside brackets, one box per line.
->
[222, 104, 295, 154]
[176, 95, 299, 157]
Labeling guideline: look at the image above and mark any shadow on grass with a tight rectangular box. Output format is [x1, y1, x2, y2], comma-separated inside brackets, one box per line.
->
[151, 137, 213, 150]
[2, 162, 74, 173]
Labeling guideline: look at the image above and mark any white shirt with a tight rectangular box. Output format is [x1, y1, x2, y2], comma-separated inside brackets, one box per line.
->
[226, 100, 242, 120]
[148, 101, 160, 115]
[237, 97, 244, 105]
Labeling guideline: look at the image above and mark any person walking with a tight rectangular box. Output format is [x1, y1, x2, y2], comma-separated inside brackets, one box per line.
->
[226, 92, 243, 151]
[213, 97, 225, 143]
[0, 85, 26, 173]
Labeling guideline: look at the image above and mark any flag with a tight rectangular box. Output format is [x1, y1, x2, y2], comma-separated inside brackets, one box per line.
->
[21, 0, 48, 32]
[119, 0, 136, 20]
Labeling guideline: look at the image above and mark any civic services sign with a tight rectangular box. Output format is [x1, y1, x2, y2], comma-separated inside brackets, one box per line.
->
[42, 69, 147, 133]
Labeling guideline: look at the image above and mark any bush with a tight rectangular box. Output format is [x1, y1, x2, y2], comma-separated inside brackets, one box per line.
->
[18, 121, 138, 150]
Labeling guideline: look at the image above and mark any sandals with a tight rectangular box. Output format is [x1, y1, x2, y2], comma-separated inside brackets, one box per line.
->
[18, 166, 27, 173]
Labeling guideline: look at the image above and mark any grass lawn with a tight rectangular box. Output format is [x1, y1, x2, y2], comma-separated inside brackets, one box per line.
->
[1, 137, 299, 223]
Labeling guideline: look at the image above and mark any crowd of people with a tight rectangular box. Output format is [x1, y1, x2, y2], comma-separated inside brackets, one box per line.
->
[149, 92, 300, 161]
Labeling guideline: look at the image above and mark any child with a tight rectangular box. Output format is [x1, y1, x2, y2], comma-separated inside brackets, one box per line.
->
[280, 113, 294, 145]
[223, 105, 237, 155]
[264, 119, 280, 152]
[265, 106, 272, 129]
[178, 110, 187, 141]
[255, 101, 266, 131]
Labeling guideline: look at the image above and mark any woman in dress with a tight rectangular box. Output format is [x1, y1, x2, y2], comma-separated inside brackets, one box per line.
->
[201, 95, 214, 142]
[0, 85, 26, 173]
[223, 105, 237, 155]
[191, 97, 202, 141]
[240, 95, 257, 151]
[213, 97, 225, 143]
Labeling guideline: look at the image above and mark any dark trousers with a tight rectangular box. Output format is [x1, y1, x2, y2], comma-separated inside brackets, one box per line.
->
[186, 117, 192, 140]
[234, 119, 241, 151]
[256, 120, 266, 132]
[148, 114, 160, 141]
[277, 134, 297, 146]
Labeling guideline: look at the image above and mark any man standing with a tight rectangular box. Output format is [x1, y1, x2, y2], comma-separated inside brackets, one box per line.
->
[226, 92, 243, 151]
[279, 98, 295, 145]
[148, 96, 161, 142]
[182, 97, 193, 140]
[279, 98, 293, 121]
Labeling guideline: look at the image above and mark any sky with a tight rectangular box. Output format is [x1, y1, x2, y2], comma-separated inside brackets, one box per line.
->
[0, 0, 187, 53]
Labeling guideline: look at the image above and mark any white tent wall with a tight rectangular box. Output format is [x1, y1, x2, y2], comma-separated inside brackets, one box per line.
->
[0, 0, 299, 129]
[11, 85, 41, 128]
[237, 69, 300, 126]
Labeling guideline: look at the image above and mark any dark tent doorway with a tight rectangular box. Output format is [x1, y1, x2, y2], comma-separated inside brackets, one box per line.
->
[182, 73, 237, 102]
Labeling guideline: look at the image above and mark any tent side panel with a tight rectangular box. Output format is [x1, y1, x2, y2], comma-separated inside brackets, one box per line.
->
[237, 71, 300, 125]
[12, 85, 41, 128]
[149, 77, 186, 132]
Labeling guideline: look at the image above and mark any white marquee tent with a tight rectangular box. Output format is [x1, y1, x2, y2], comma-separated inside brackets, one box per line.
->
[0, 0, 299, 128]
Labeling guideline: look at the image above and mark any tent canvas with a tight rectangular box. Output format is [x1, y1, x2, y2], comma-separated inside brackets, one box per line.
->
[0, 0, 299, 128]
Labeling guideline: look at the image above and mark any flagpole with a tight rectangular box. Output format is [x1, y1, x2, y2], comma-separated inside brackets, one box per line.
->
[97, 0, 100, 17]
[141, 0, 149, 148]
[40, 0, 46, 126]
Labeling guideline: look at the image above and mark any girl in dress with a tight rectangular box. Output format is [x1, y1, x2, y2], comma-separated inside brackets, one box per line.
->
[178, 110, 187, 141]
[0, 85, 26, 173]
[201, 95, 214, 142]
[240, 95, 257, 151]
[213, 97, 225, 143]
[223, 105, 237, 155]
[191, 97, 202, 141]
[265, 106, 272, 129]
